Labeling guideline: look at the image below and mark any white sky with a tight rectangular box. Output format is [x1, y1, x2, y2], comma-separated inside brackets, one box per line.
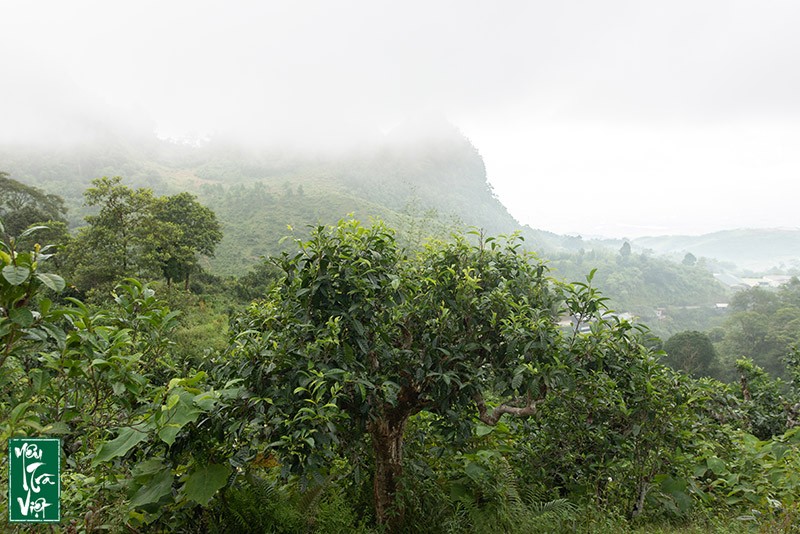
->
[2, 1, 800, 238]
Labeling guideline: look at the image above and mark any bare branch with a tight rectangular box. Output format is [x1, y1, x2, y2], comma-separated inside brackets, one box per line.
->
[473, 392, 546, 426]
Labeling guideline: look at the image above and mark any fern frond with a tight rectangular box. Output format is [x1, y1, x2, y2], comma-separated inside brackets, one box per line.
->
[531, 497, 576, 519]
[297, 473, 334, 516]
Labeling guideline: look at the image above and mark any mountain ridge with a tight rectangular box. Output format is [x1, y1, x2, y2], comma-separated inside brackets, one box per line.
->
[2, 124, 795, 275]
[632, 228, 800, 272]
[0, 121, 587, 274]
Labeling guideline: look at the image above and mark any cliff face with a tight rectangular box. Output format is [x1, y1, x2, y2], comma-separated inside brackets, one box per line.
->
[339, 118, 522, 236]
[0, 117, 537, 273]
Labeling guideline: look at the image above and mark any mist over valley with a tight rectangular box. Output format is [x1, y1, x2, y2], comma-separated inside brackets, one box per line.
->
[4, 2, 800, 531]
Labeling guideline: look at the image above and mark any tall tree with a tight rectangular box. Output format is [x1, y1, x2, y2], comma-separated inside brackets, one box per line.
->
[716, 284, 800, 379]
[663, 330, 718, 378]
[70, 177, 223, 293]
[230, 219, 565, 529]
[153, 192, 222, 289]
[619, 240, 632, 259]
[0, 172, 67, 236]
[71, 177, 176, 291]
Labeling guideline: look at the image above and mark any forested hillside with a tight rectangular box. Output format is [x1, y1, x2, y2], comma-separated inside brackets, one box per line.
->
[3, 210, 800, 532]
[550, 246, 729, 338]
[0, 125, 730, 333]
[633, 229, 800, 272]
[0, 136, 798, 531]
[4, 126, 793, 533]
[0, 121, 581, 275]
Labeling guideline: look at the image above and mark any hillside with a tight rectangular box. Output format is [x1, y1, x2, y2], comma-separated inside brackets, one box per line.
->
[633, 228, 800, 272]
[0, 124, 737, 336]
[0, 121, 586, 275]
[1, 122, 738, 339]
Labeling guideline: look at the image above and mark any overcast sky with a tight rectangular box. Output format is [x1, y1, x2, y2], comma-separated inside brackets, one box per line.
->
[3, 1, 800, 238]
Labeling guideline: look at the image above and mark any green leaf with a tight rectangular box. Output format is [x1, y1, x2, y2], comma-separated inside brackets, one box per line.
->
[112, 381, 126, 396]
[19, 225, 49, 238]
[9, 307, 34, 327]
[193, 391, 217, 411]
[511, 372, 523, 391]
[35, 272, 66, 292]
[132, 459, 168, 481]
[166, 393, 180, 410]
[659, 475, 688, 495]
[464, 461, 486, 482]
[42, 421, 71, 435]
[92, 426, 149, 466]
[29, 369, 49, 393]
[693, 464, 708, 478]
[158, 391, 202, 446]
[706, 456, 727, 476]
[672, 490, 693, 514]
[449, 481, 471, 500]
[158, 424, 182, 446]
[183, 463, 231, 505]
[129, 469, 173, 508]
[169, 397, 203, 426]
[9, 402, 31, 424]
[474, 423, 493, 437]
[2, 265, 30, 285]
[772, 443, 789, 461]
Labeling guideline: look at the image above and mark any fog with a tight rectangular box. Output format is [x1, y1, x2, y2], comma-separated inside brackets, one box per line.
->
[3, 1, 800, 237]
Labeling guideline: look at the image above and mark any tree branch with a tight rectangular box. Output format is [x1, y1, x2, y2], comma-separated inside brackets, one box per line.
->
[473, 391, 546, 426]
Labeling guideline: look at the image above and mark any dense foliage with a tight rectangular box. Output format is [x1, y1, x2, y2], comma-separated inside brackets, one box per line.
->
[227, 221, 565, 527]
[64, 177, 222, 295]
[714, 281, 800, 379]
[3, 208, 800, 532]
[1, 160, 798, 531]
[0, 171, 67, 236]
[550, 246, 729, 339]
[662, 331, 719, 378]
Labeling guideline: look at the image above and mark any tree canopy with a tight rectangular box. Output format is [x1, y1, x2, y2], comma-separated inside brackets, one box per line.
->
[225, 219, 685, 528]
[663, 330, 718, 378]
[0, 171, 67, 236]
[153, 191, 222, 289]
[4, 215, 800, 531]
[69, 177, 221, 292]
[715, 281, 800, 379]
[230, 220, 563, 526]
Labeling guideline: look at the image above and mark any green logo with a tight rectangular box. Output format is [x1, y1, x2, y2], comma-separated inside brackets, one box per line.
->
[8, 438, 60, 523]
